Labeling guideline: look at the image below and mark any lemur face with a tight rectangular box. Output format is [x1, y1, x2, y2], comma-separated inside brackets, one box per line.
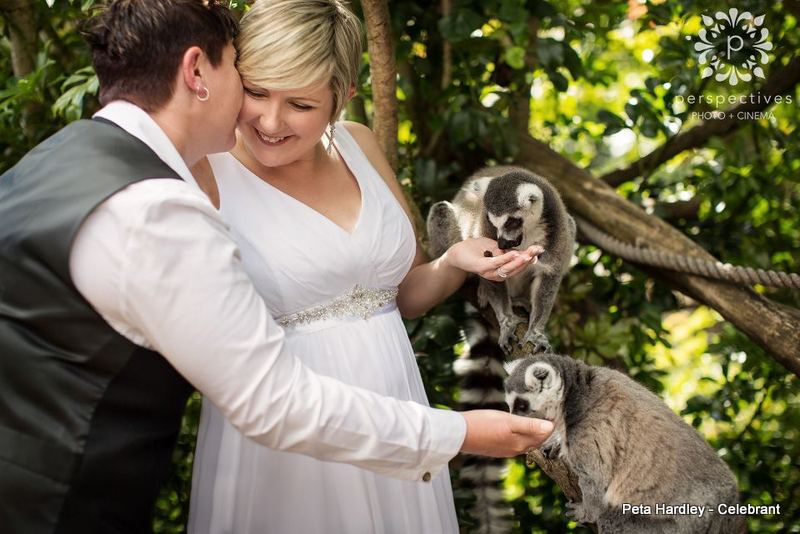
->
[485, 181, 544, 251]
[505, 357, 566, 459]
[504, 358, 563, 421]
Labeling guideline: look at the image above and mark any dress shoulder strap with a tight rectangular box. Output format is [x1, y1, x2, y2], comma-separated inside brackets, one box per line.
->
[333, 122, 376, 172]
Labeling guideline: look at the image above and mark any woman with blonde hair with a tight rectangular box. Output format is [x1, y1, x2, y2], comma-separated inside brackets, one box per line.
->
[188, 1, 541, 532]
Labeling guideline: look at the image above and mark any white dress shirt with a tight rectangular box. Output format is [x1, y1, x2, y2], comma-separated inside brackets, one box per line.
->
[68, 101, 466, 481]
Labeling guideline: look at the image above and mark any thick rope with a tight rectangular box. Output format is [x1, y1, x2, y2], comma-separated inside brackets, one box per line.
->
[576, 217, 800, 290]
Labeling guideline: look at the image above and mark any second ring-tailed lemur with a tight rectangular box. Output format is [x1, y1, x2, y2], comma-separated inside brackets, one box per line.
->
[427, 166, 575, 354]
[505, 354, 745, 534]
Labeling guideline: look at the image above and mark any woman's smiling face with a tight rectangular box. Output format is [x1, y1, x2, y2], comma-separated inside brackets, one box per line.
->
[236, 79, 334, 169]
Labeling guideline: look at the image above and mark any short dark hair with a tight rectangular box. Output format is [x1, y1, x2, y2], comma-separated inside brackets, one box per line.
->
[83, 0, 238, 111]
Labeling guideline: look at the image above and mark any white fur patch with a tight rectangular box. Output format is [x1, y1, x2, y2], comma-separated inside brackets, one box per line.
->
[517, 183, 542, 210]
[478, 487, 507, 502]
[465, 176, 494, 201]
[487, 212, 508, 231]
[460, 464, 507, 481]
[460, 389, 507, 404]
[462, 319, 488, 348]
[504, 392, 517, 412]
[453, 357, 505, 377]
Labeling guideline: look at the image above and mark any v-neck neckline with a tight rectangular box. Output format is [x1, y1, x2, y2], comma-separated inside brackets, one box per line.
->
[231, 139, 364, 237]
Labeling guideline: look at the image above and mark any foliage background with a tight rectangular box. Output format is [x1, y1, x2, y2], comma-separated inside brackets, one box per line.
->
[1, 0, 797, 532]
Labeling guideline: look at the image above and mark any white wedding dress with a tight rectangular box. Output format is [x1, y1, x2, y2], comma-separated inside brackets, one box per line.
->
[188, 124, 458, 533]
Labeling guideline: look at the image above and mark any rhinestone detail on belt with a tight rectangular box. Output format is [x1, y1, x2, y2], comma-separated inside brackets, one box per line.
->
[276, 285, 399, 328]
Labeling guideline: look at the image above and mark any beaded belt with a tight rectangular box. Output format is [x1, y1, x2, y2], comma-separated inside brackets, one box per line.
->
[276, 285, 399, 330]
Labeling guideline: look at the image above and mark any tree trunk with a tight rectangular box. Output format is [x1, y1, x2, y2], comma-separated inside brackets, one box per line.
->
[1, 0, 39, 138]
[0, 0, 37, 77]
[360, 0, 398, 172]
[507, 17, 539, 136]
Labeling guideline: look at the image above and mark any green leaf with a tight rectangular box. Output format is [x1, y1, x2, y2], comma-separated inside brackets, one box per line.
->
[503, 46, 527, 69]
[596, 109, 627, 135]
[546, 69, 569, 92]
[562, 44, 583, 79]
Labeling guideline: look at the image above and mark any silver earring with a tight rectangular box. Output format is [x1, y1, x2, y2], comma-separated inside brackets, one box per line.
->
[196, 84, 210, 102]
[326, 122, 336, 154]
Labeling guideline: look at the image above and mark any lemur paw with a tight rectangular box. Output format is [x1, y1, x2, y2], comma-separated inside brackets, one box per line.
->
[498, 317, 526, 355]
[539, 432, 563, 460]
[522, 330, 551, 354]
[541, 440, 561, 459]
[426, 202, 458, 258]
[566, 501, 589, 524]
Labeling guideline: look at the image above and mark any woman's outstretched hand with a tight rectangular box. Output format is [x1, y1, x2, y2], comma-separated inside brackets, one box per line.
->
[459, 410, 554, 457]
[444, 237, 544, 282]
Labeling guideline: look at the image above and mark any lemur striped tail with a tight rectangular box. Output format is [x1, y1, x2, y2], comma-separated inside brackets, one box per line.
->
[454, 303, 514, 533]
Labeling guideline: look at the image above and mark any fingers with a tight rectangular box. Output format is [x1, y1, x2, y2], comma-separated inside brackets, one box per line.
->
[476, 241, 544, 282]
[475, 250, 519, 282]
[484, 251, 537, 281]
[489, 250, 518, 266]
[460, 410, 555, 457]
[498, 253, 536, 277]
[509, 414, 554, 444]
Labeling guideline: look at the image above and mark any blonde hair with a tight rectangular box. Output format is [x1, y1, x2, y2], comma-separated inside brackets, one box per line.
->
[237, 0, 362, 120]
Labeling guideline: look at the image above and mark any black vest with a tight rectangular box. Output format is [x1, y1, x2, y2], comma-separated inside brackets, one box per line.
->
[0, 119, 193, 533]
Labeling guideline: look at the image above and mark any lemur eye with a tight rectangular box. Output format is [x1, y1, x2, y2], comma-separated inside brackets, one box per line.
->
[513, 398, 530, 414]
[505, 217, 522, 231]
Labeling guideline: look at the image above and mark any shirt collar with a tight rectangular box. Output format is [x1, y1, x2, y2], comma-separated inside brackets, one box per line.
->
[93, 101, 198, 187]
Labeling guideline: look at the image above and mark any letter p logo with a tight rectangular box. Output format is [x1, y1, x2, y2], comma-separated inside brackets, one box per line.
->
[726, 35, 744, 59]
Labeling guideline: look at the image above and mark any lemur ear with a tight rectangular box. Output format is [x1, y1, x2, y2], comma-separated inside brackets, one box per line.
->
[504, 358, 525, 376]
[517, 183, 542, 210]
[466, 176, 493, 201]
[524, 362, 554, 389]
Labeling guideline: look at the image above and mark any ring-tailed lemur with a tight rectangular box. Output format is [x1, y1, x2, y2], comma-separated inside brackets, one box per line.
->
[505, 354, 745, 534]
[427, 166, 575, 354]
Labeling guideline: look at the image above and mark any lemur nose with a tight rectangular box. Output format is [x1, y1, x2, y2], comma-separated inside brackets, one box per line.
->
[533, 367, 549, 380]
[498, 236, 522, 250]
[512, 398, 530, 414]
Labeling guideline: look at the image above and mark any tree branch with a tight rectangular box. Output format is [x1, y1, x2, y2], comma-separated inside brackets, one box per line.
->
[656, 198, 701, 222]
[516, 134, 800, 377]
[503, 18, 539, 138]
[440, 0, 452, 90]
[361, 0, 398, 171]
[601, 56, 800, 187]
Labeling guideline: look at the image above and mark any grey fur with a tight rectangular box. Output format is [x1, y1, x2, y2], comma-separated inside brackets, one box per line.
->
[504, 354, 746, 534]
[427, 166, 575, 354]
